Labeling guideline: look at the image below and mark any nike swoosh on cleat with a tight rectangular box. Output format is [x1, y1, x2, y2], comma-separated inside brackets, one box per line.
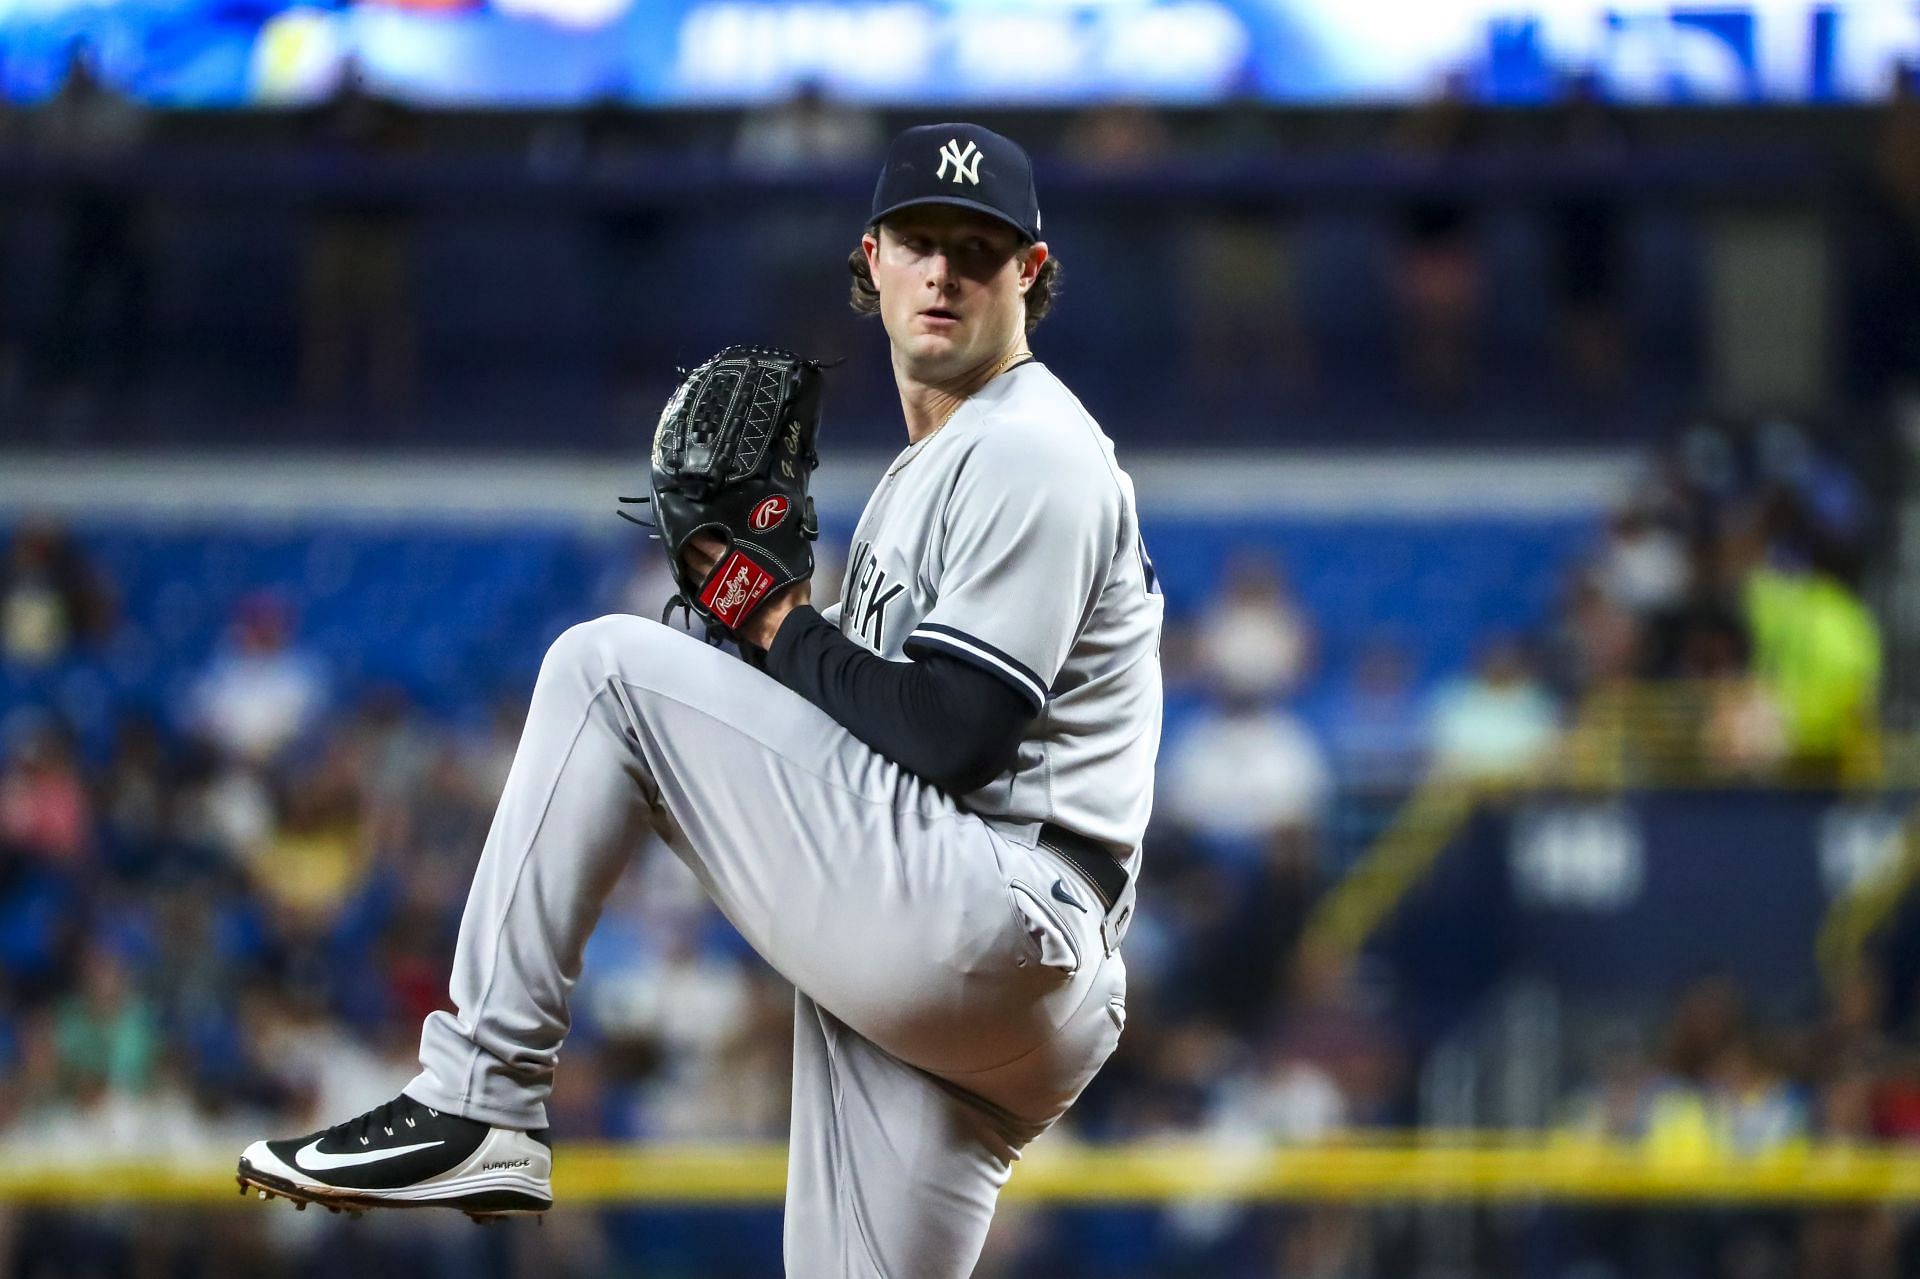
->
[1050, 879, 1087, 912]
[293, 1138, 446, 1172]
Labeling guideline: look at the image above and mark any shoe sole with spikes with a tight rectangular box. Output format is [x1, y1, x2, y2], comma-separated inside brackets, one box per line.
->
[236, 1157, 550, 1225]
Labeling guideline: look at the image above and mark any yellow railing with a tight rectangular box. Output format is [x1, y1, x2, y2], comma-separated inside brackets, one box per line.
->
[1303, 778, 1478, 957]
[1303, 684, 1920, 978]
[1819, 802, 1920, 987]
[1557, 681, 1892, 790]
[24, 1139, 1920, 1206]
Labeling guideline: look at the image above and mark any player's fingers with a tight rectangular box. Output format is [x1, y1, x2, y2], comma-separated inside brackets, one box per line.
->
[684, 532, 727, 577]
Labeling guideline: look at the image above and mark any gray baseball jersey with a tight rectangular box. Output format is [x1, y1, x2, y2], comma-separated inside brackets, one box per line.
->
[407, 360, 1159, 1276]
[835, 359, 1164, 853]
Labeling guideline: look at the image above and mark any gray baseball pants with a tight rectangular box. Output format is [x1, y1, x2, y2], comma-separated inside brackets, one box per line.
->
[405, 615, 1131, 1277]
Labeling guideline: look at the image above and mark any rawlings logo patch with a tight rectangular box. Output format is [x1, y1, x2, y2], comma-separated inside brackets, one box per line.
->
[700, 551, 776, 628]
[749, 496, 790, 532]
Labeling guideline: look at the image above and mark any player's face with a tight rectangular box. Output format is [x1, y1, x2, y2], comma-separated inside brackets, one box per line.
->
[864, 208, 1046, 381]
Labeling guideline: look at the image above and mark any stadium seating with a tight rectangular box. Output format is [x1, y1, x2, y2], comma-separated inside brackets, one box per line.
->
[0, 515, 1599, 758]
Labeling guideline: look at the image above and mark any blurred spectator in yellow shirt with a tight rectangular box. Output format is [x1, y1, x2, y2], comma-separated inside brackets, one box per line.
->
[1743, 549, 1881, 780]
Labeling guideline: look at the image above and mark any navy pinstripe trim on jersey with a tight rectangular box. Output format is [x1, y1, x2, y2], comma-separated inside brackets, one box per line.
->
[906, 625, 1047, 710]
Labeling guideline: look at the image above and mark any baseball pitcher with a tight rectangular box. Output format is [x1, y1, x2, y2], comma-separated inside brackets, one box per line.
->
[237, 122, 1164, 1278]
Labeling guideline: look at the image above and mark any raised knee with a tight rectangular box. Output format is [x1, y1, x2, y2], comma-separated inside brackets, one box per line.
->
[542, 613, 662, 680]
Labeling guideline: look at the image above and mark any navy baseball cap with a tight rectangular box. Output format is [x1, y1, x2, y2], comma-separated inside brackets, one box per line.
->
[869, 123, 1042, 242]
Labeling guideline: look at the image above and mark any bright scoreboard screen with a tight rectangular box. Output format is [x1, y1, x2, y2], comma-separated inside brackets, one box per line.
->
[2, 2, 1917, 107]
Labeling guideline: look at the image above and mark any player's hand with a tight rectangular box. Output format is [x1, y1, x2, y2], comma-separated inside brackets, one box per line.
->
[685, 534, 811, 652]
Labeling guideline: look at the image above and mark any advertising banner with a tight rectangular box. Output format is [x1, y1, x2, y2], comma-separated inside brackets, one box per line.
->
[3, 2, 1918, 107]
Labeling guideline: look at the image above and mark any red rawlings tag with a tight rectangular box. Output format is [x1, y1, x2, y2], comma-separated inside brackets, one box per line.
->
[749, 495, 790, 532]
[700, 550, 776, 629]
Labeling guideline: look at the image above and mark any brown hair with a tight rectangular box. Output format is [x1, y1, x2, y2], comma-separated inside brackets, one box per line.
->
[847, 230, 1060, 334]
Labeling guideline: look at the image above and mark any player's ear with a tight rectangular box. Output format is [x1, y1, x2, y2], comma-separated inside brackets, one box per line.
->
[1019, 240, 1048, 291]
[861, 230, 881, 271]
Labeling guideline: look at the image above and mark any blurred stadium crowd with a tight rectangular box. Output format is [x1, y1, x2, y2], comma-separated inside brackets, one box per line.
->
[1, 36, 1919, 1279]
[0, 406, 1897, 1274]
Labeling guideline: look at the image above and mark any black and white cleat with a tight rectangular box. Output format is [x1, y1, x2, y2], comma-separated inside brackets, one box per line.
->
[235, 1092, 552, 1221]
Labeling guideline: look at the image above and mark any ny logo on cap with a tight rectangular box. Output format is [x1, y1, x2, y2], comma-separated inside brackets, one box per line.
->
[936, 138, 982, 185]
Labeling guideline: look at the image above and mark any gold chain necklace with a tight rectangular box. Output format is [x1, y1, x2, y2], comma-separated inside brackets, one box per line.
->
[889, 349, 1027, 478]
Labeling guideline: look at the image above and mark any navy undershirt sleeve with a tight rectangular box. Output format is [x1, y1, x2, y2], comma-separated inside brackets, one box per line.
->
[763, 605, 1033, 794]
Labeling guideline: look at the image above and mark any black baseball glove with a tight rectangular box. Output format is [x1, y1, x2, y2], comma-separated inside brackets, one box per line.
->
[620, 346, 824, 643]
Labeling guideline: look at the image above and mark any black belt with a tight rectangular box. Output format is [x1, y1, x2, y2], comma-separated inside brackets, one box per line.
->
[1037, 822, 1129, 912]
